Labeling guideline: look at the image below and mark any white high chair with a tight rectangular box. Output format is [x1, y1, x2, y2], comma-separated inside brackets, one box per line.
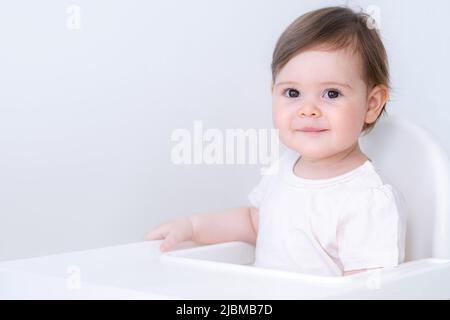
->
[161, 114, 450, 299]
[359, 114, 450, 262]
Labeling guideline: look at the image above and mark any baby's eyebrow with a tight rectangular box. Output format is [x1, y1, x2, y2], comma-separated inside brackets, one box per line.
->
[320, 81, 352, 89]
[275, 81, 352, 89]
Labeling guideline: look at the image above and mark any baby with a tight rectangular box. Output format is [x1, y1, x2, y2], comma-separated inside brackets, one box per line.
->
[146, 6, 406, 277]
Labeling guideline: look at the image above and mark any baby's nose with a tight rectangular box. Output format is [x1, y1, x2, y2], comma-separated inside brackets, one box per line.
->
[297, 103, 322, 117]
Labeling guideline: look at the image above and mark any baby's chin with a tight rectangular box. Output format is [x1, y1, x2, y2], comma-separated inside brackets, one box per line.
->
[282, 142, 331, 159]
[280, 133, 331, 155]
[294, 149, 332, 160]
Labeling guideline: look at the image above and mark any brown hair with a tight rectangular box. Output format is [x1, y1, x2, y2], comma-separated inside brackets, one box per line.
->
[271, 6, 390, 135]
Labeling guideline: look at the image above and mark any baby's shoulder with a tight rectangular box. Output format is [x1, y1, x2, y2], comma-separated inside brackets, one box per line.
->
[341, 160, 387, 189]
[329, 166, 398, 204]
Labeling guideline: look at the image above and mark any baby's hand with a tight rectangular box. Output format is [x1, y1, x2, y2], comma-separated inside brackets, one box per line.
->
[145, 217, 194, 252]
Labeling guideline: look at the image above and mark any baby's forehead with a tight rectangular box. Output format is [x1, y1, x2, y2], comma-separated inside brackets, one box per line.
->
[290, 47, 361, 70]
[277, 47, 364, 84]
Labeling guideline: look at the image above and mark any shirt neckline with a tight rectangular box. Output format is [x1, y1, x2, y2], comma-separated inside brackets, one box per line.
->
[283, 150, 373, 187]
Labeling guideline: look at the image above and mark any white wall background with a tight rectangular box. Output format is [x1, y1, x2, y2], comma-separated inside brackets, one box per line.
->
[0, 0, 449, 261]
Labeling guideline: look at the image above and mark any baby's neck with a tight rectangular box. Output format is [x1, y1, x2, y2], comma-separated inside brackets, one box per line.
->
[293, 144, 369, 180]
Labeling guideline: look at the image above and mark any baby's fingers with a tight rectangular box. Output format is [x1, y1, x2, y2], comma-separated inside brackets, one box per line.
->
[160, 232, 181, 252]
[144, 224, 169, 241]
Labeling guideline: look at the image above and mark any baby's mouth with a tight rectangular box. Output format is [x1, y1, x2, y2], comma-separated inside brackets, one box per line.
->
[295, 129, 329, 134]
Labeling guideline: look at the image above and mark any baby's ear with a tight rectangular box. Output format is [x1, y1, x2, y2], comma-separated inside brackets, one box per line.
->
[365, 84, 389, 124]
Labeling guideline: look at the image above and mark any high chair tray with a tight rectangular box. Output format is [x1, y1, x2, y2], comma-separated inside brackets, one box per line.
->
[162, 241, 450, 299]
[1, 240, 450, 299]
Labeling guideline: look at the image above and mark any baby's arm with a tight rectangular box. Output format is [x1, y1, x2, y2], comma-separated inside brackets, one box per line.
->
[146, 206, 259, 252]
[189, 206, 259, 245]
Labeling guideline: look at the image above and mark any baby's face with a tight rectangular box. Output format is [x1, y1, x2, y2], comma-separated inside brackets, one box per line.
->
[272, 47, 371, 159]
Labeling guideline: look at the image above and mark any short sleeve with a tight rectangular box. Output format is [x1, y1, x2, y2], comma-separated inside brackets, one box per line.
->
[247, 158, 280, 208]
[248, 174, 271, 208]
[337, 185, 401, 271]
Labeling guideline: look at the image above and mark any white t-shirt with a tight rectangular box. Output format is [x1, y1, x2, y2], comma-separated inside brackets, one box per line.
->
[248, 148, 406, 277]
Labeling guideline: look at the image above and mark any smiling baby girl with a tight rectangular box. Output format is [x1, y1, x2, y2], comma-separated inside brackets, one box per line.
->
[146, 6, 406, 277]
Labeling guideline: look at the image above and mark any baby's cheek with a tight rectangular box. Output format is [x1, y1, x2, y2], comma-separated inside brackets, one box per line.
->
[271, 108, 286, 131]
[271, 112, 291, 145]
[332, 117, 363, 146]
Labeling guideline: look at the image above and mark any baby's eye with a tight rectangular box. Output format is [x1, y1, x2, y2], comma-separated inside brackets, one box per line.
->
[283, 88, 300, 98]
[323, 89, 341, 99]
